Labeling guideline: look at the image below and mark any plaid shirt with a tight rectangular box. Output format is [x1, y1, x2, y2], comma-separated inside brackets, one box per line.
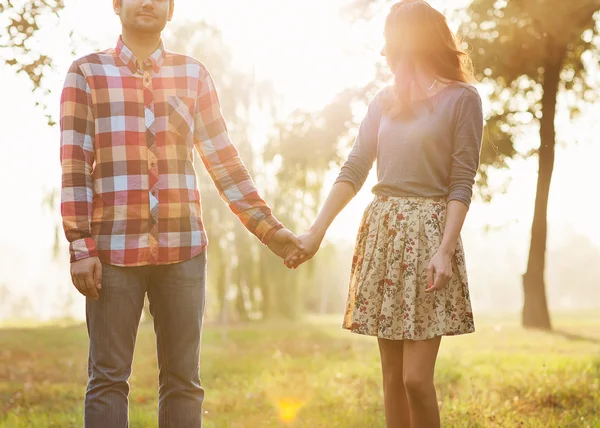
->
[60, 38, 283, 266]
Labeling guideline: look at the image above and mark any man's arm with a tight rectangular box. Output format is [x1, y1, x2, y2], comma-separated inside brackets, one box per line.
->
[60, 60, 102, 299]
[192, 66, 294, 248]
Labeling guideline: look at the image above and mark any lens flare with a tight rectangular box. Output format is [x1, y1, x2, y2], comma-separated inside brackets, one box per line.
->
[277, 398, 305, 424]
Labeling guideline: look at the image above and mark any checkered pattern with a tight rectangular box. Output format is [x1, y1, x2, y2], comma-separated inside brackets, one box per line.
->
[60, 37, 283, 266]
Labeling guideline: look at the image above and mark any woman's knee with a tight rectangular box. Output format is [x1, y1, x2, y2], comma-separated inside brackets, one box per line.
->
[402, 372, 433, 397]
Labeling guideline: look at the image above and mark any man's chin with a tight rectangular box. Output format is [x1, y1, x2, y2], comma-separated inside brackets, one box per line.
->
[125, 22, 166, 35]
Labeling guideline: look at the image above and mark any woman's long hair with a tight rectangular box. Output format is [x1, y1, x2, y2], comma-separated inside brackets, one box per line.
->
[383, 0, 474, 118]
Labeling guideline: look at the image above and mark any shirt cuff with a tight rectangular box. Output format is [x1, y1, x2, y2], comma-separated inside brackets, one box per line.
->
[70, 237, 98, 263]
[255, 215, 284, 245]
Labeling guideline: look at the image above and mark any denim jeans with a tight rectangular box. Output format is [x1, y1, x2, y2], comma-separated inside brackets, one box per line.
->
[84, 252, 206, 428]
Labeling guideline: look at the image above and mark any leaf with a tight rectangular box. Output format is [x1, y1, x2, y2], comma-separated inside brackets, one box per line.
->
[1, 0, 67, 126]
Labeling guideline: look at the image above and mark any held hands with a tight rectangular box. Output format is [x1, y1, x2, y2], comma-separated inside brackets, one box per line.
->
[283, 229, 325, 269]
[267, 228, 305, 261]
[266, 227, 325, 269]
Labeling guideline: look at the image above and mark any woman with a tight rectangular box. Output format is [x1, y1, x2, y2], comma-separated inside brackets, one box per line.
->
[287, 1, 483, 427]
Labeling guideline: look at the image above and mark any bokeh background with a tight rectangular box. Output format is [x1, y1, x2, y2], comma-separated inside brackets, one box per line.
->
[0, 1, 599, 427]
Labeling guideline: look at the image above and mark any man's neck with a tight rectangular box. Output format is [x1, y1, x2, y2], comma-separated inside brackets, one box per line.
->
[121, 29, 161, 62]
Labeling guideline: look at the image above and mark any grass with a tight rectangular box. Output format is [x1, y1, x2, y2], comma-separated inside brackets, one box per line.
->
[1, 312, 599, 427]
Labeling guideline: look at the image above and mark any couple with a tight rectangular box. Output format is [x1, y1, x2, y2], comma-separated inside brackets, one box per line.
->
[60, 0, 482, 427]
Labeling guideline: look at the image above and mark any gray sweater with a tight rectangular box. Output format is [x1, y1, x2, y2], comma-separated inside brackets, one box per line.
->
[335, 82, 483, 207]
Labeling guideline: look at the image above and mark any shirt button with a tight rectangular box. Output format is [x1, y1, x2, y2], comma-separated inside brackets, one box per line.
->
[150, 162, 155, 167]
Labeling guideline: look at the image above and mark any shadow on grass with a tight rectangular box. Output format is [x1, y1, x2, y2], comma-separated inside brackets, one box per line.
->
[551, 329, 600, 345]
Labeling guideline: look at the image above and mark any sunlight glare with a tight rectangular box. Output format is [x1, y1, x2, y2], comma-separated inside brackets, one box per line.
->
[277, 398, 306, 424]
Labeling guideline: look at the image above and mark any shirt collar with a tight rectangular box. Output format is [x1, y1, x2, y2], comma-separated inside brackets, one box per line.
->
[116, 36, 165, 73]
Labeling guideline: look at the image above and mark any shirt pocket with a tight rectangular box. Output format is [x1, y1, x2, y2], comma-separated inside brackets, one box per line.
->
[167, 95, 196, 149]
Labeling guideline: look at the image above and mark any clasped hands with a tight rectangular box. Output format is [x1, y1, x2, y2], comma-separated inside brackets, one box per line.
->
[268, 227, 455, 290]
[267, 227, 325, 269]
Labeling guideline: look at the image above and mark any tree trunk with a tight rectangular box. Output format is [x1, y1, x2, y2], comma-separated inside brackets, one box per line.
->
[258, 249, 273, 319]
[212, 243, 228, 324]
[234, 266, 251, 322]
[522, 48, 565, 330]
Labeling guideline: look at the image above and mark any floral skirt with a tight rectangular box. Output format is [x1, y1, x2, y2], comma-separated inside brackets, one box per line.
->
[342, 195, 475, 341]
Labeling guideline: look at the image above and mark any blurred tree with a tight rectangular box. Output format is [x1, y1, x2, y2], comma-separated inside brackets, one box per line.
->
[458, 0, 600, 330]
[0, 0, 67, 126]
[263, 65, 388, 318]
[166, 22, 285, 321]
[41, 188, 61, 259]
[2, 0, 84, 274]
[0, 283, 11, 321]
[353, 0, 600, 330]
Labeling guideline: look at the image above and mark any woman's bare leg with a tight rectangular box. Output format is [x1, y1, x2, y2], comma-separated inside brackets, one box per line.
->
[378, 338, 411, 428]
[401, 337, 442, 428]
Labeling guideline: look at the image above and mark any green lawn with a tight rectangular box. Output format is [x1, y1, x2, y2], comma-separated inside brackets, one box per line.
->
[1, 313, 599, 427]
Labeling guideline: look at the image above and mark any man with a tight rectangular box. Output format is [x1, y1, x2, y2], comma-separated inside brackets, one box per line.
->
[60, 0, 302, 426]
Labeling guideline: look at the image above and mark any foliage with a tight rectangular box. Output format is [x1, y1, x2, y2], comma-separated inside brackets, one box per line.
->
[459, 0, 600, 189]
[0, 0, 68, 126]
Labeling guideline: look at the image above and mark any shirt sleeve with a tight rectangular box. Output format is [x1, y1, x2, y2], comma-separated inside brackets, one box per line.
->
[334, 89, 383, 193]
[193, 66, 283, 244]
[60, 60, 98, 262]
[448, 87, 484, 208]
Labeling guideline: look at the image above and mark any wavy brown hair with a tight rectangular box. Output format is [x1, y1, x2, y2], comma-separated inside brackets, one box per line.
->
[382, 0, 474, 118]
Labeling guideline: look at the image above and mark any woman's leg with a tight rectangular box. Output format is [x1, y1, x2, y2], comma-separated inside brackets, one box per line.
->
[378, 338, 411, 428]
[402, 337, 442, 428]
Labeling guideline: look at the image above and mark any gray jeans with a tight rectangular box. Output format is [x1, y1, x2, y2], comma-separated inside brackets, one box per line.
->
[84, 252, 206, 428]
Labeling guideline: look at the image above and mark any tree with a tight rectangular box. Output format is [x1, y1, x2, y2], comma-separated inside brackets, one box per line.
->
[0, 0, 67, 126]
[459, 0, 600, 330]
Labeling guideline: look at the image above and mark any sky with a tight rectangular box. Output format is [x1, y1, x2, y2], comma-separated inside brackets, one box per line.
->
[0, 0, 599, 320]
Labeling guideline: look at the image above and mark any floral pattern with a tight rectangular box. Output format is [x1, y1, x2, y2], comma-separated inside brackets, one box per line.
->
[342, 196, 475, 340]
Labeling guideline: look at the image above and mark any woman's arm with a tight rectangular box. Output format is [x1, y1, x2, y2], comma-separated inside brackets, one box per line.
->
[285, 182, 356, 267]
[427, 87, 483, 292]
[285, 89, 387, 268]
[439, 201, 468, 255]
[310, 182, 357, 237]
[426, 200, 468, 292]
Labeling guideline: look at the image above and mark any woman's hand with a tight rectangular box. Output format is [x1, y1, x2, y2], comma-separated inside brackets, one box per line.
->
[267, 228, 304, 261]
[283, 181, 357, 269]
[284, 229, 325, 269]
[425, 249, 453, 293]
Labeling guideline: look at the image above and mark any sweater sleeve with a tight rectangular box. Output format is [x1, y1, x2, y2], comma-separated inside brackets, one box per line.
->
[448, 87, 483, 207]
[334, 90, 384, 193]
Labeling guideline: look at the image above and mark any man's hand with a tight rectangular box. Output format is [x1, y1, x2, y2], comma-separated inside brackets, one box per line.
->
[267, 228, 305, 264]
[285, 229, 325, 269]
[71, 257, 103, 300]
